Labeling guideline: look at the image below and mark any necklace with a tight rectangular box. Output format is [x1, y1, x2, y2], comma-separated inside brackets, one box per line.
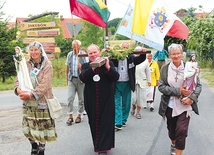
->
[170, 64, 183, 82]
[175, 71, 179, 82]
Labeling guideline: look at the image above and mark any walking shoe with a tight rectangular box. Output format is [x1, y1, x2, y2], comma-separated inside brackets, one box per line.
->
[83, 110, 87, 115]
[147, 102, 151, 108]
[170, 144, 176, 155]
[122, 123, 126, 127]
[136, 113, 142, 119]
[130, 104, 136, 115]
[150, 102, 154, 111]
[115, 125, 122, 130]
[150, 107, 154, 111]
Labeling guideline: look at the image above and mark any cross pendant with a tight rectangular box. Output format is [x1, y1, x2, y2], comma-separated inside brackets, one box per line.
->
[175, 72, 178, 82]
[175, 76, 178, 82]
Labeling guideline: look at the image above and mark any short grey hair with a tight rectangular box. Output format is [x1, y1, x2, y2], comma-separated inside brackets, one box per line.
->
[168, 43, 182, 54]
[72, 40, 81, 46]
[134, 46, 142, 51]
[146, 53, 153, 57]
[87, 44, 100, 52]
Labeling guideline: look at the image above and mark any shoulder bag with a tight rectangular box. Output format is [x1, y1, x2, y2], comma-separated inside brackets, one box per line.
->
[45, 95, 62, 119]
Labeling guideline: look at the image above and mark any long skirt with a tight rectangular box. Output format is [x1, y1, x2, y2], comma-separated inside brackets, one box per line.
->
[22, 101, 57, 144]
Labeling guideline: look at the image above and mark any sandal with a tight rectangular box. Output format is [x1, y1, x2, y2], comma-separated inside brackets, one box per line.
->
[66, 118, 73, 126]
[136, 113, 142, 119]
[130, 104, 136, 115]
[75, 117, 81, 123]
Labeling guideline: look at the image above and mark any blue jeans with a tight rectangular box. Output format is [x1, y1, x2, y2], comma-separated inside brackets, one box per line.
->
[115, 81, 131, 125]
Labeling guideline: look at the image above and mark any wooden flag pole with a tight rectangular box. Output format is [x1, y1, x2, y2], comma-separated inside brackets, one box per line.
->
[71, 14, 81, 73]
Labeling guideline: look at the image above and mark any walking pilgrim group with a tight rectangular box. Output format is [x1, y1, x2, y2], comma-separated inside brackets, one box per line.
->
[14, 40, 201, 155]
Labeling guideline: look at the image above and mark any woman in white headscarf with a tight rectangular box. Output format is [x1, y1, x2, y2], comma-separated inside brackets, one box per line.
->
[14, 41, 57, 155]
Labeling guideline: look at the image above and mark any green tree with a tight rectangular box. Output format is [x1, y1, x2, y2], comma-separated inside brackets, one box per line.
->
[108, 18, 121, 28]
[77, 20, 104, 48]
[187, 7, 196, 17]
[0, 1, 18, 82]
[187, 16, 214, 61]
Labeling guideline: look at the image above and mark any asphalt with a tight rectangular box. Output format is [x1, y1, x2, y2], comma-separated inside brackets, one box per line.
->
[1, 80, 214, 155]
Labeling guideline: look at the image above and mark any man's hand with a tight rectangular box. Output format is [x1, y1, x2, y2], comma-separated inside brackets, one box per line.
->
[141, 47, 147, 53]
[104, 57, 110, 71]
[78, 63, 82, 69]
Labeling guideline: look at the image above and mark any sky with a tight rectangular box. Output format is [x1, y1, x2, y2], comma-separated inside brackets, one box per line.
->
[1, 0, 213, 22]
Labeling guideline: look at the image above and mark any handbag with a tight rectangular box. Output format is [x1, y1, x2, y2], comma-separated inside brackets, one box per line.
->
[45, 95, 62, 119]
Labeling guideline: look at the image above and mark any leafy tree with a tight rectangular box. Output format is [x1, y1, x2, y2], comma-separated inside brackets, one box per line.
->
[108, 18, 121, 28]
[0, 1, 18, 82]
[186, 16, 214, 61]
[187, 7, 196, 17]
[77, 20, 104, 49]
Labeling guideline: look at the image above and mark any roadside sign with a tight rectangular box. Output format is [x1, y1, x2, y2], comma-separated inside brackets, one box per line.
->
[19, 22, 56, 31]
[26, 28, 60, 37]
[23, 38, 55, 44]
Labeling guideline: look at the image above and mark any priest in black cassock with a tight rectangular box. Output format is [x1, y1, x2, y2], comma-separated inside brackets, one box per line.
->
[79, 44, 119, 155]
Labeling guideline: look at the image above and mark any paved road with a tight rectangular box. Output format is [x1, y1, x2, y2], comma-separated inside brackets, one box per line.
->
[0, 80, 214, 155]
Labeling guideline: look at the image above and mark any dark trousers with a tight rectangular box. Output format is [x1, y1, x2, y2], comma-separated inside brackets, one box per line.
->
[165, 107, 190, 150]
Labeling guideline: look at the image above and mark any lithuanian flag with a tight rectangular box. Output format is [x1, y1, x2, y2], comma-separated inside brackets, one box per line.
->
[69, 0, 110, 28]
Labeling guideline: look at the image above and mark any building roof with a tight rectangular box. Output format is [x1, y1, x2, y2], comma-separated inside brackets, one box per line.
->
[175, 9, 209, 18]
[59, 16, 82, 38]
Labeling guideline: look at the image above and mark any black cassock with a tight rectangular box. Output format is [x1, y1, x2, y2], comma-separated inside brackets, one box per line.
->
[79, 61, 119, 153]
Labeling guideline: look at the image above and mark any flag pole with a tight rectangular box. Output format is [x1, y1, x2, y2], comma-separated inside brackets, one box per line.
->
[104, 0, 109, 49]
[71, 14, 77, 41]
[71, 13, 81, 73]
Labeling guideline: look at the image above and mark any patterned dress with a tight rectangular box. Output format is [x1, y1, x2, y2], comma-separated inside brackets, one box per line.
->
[14, 57, 57, 144]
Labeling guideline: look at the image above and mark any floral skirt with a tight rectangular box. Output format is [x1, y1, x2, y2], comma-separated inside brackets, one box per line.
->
[22, 101, 57, 144]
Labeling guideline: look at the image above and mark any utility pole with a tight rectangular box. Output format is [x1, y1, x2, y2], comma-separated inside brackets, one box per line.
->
[104, 0, 109, 49]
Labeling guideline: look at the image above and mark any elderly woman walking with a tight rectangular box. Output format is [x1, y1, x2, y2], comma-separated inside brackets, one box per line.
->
[158, 43, 202, 155]
[14, 41, 57, 155]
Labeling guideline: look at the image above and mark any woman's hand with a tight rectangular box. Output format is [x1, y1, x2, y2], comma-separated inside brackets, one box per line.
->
[181, 97, 193, 105]
[19, 92, 31, 100]
[17, 88, 32, 100]
[180, 86, 192, 97]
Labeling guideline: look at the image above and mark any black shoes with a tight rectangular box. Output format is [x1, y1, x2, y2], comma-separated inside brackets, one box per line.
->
[115, 125, 122, 130]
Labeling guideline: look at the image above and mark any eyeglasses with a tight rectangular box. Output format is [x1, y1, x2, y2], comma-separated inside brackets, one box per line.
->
[170, 53, 182, 57]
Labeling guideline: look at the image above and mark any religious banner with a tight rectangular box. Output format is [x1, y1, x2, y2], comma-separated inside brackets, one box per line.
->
[116, 4, 163, 50]
[132, 0, 189, 47]
[116, 0, 189, 50]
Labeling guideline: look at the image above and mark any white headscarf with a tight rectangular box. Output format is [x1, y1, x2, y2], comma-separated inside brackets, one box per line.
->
[15, 46, 23, 54]
[28, 41, 48, 60]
